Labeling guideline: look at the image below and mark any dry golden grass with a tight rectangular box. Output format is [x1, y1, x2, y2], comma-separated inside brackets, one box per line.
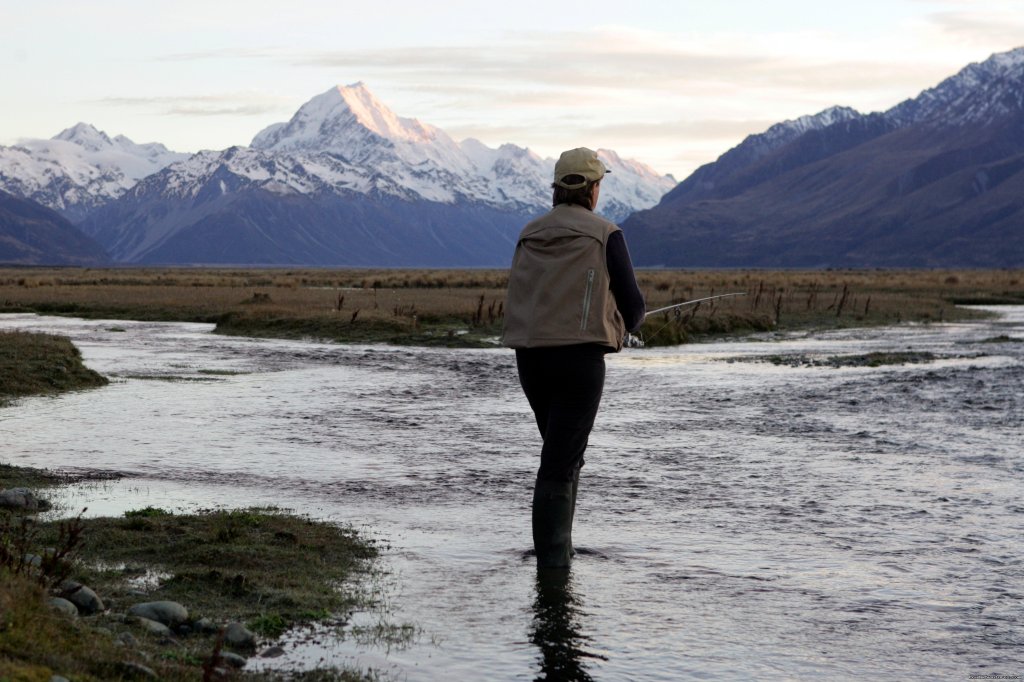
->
[1, 267, 1021, 346]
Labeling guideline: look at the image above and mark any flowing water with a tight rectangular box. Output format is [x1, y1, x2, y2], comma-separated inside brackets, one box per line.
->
[1, 308, 1022, 681]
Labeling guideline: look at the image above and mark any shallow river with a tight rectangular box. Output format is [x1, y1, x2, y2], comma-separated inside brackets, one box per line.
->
[2, 308, 1022, 681]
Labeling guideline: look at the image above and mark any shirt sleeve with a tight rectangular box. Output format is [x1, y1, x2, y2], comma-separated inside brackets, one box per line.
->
[606, 230, 646, 333]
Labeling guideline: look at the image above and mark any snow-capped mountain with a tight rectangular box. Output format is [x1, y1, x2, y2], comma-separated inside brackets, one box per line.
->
[889, 46, 1024, 127]
[4, 82, 675, 265]
[246, 83, 674, 220]
[0, 124, 189, 222]
[623, 46, 1024, 268]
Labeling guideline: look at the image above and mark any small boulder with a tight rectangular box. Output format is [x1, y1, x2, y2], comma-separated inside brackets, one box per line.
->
[50, 676, 71, 682]
[224, 621, 257, 649]
[0, 487, 51, 511]
[59, 580, 104, 614]
[127, 600, 189, 627]
[220, 651, 248, 669]
[47, 597, 79, 618]
[260, 645, 287, 658]
[133, 616, 171, 637]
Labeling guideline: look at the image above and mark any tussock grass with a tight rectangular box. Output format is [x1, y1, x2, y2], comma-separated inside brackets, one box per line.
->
[2, 267, 1021, 347]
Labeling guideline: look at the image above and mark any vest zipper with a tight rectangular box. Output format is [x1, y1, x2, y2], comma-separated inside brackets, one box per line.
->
[580, 268, 595, 331]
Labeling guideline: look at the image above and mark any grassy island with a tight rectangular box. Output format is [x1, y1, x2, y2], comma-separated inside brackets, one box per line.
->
[0, 331, 108, 407]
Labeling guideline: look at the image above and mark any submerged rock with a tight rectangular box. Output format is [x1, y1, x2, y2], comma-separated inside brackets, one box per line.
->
[59, 580, 104, 614]
[0, 487, 51, 511]
[128, 600, 189, 627]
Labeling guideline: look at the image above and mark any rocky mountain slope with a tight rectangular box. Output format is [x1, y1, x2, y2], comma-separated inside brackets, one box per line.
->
[0, 190, 109, 265]
[623, 47, 1024, 268]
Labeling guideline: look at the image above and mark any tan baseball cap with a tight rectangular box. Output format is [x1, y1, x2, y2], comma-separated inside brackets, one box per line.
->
[553, 147, 610, 189]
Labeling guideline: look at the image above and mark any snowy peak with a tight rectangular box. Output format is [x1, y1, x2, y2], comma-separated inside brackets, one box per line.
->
[333, 82, 437, 143]
[0, 125, 189, 220]
[251, 82, 445, 154]
[53, 122, 114, 152]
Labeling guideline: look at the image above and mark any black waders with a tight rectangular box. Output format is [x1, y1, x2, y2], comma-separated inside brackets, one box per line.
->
[532, 477, 575, 568]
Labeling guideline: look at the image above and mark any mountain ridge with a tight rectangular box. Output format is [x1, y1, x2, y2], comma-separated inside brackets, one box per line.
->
[623, 46, 1024, 268]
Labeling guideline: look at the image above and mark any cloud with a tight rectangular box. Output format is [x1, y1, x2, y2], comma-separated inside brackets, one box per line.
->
[928, 10, 1024, 47]
[93, 93, 289, 117]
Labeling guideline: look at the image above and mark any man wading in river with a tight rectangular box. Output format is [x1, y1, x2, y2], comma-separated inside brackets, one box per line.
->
[504, 147, 645, 568]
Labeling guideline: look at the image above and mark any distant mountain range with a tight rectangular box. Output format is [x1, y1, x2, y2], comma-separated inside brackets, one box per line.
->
[0, 84, 673, 266]
[3, 47, 1023, 268]
[623, 47, 1024, 268]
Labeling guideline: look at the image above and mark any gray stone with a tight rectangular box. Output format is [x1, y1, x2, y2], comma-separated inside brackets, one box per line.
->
[127, 600, 189, 627]
[118, 631, 140, 647]
[59, 581, 104, 614]
[47, 597, 79, 618]
[23, 553, 43, 567]
[220, 651, 248, 668]
[193, 616, 220, 634]
[49, 676, 70, 682]
[133, 616, 171, 636]
[260, 645, 287, 658]
[224, 621, 257, 649]
[0, 487, 51, 511]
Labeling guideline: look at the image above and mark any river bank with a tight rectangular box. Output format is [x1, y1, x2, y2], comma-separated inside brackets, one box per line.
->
[0, 334, 383, 680]
[3, 267, 1021, 347]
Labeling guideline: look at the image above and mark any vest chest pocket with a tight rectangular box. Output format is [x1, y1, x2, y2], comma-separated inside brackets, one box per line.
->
[580, 268, 595, 331]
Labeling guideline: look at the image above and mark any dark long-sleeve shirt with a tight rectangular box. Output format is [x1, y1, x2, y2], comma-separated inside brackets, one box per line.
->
[606, 231, 645, 333]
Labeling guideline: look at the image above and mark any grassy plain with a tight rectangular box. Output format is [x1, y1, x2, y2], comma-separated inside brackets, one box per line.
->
[1, 267, 1022, 347]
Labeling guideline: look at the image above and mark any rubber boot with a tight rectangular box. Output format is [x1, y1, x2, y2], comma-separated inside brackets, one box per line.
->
[532, 478, 575, 569]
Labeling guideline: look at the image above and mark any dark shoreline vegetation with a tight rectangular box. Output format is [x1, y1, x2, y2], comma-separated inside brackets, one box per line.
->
[0, 500, 382, 681]
[1, 267, 1022, 347]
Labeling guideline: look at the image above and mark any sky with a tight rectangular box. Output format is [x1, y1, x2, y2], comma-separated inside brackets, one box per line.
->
[2, 0, 1023, 180]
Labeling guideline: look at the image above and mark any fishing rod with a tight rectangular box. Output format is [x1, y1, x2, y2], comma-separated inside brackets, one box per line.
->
[644, 292, 747, 318]
[625, 292, 748, 348]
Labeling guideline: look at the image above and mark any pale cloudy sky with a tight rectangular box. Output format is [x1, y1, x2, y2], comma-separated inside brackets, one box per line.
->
[2, 0, 1022, 179]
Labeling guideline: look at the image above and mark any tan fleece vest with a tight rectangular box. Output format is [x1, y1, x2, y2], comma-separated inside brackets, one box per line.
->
[503, 204, 626, 351]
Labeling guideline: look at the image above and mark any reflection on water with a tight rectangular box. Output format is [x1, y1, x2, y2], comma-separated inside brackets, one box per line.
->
[1, 308, 1022, 680]
[531, 569, 601, 682]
